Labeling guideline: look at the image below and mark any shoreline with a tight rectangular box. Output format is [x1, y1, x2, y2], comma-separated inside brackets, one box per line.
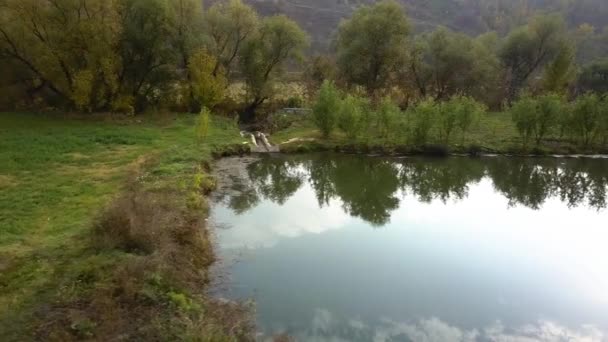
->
[275, 140, 608, 159]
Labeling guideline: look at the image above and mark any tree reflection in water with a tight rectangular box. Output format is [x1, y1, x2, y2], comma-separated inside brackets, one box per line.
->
[222, 154, 608, 226]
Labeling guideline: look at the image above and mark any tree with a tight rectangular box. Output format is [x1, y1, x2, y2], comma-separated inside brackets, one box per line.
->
[405, 27, 501, 104]
[0, 0, 122, 110]
[313, 80, 341, 138]
[188, 49, 227, 111]
[171, 0, 204, 69]
[205, 0, 259, 77]
[239, 15, 308, 122]
[304, 54, 336, 99]
[336, 0, 409, 97]
[541, 42, 576, 94]
[500, 14, 573, 102]
[171, 0, 205, 108]
[118, 0, 178, 111]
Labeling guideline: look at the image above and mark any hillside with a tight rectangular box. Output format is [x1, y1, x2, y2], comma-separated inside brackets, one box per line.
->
[218, 0, 608, 51]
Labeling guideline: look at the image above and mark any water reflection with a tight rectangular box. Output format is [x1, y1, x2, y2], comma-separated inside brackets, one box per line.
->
[212, 154, 608, 341]
[217, 154, 608, 226]
[289, 309, 605, 342]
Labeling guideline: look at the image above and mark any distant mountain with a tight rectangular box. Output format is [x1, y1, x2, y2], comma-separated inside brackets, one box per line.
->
[209, 0, 608, 51]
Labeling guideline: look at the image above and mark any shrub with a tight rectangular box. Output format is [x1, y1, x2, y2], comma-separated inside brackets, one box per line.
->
[285, 96, 304, 108]
[377, 97, 401, 139]
[599, 96, 608, 146]
[437, 99, 459, 144]
[455, 96, 485, 144]
[534, 94, 563, 145]
[410, 98, 437, 145]
[338, 94, 367, 139]
[510, 95, 538, 147]
[313, 80, 341, 138]
[572, 93, 602, 146]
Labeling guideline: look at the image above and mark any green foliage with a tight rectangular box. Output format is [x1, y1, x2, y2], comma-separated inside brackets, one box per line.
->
[189, 49, 227, 110]
[572, 93, 603, 146]
[455, 96, 486, 144]
[205, 0, 259, 76]
[239, 15, 309, 121]
[196, 107, 211, 142]
[510, 95, 537, 146]
[377, 97, 401, 139]
[338, 94, 368, 140]
[410, 98, 437, 145]
[500, 14, 572, 102]
[0, 113, 246, 340]
[313, 81, 341, 138]
[336, 0, 410, 95]
[408, 27, 500, 101]
[534, 94, 564, 144]
[542, 43, 576, 94]
[437, 100, 459, 143]
[168, 291, 202, 313]
[511, 93, 564, 146]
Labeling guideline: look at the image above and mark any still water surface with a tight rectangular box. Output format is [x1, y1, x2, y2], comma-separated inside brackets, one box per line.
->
[211, 154, 608, 341]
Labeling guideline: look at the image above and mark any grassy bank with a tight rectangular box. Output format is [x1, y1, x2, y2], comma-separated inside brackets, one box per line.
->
[0, 113, 251, 340]
[270, 111, 608, 156]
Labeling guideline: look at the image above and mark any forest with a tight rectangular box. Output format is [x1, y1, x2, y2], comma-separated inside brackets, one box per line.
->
[1, 0, 607, 117]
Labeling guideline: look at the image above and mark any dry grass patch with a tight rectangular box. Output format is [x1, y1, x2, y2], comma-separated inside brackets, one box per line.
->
[34, 182, 254, 341]
[0, 175, 17, 188]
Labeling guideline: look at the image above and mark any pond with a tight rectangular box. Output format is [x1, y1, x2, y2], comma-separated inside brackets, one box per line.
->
[210, 154, 608, 341]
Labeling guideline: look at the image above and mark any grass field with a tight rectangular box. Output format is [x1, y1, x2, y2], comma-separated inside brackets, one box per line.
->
[0, 112, 249, 340]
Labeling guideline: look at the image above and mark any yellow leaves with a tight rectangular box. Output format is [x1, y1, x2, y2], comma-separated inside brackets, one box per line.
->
[188, 49, 227, 109]
[72, 70, 95, 111]
[111, 95, 135, 115]
[196, 107, 211, 142]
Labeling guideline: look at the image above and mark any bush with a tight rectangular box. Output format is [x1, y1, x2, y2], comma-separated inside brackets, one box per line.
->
[455, 96, 485, 144]
[313, 80, 341, 138]
[534, 94, 563, 145]
[511, 95, 538, 147]
[285, 96, 304, 108]
[338, 94, 367, 139]
[437, 99, 459, 144]
[410, 98, 437, 145]
[572, 93, 602, 146]
[600, 97, 608, 145]
[377, 97, 401, 139]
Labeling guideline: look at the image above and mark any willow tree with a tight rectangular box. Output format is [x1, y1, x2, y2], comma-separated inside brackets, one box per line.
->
[406, 27, 501, 102]
[500, 14, 574, 102]
[0, 0, 122, 110]
[239, 15, 309, 122]
[335, 0, 410, 97]
[205, 0, 259, 77]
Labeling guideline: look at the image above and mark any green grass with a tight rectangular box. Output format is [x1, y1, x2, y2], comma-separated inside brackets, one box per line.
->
[0, 112, 247, 340]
